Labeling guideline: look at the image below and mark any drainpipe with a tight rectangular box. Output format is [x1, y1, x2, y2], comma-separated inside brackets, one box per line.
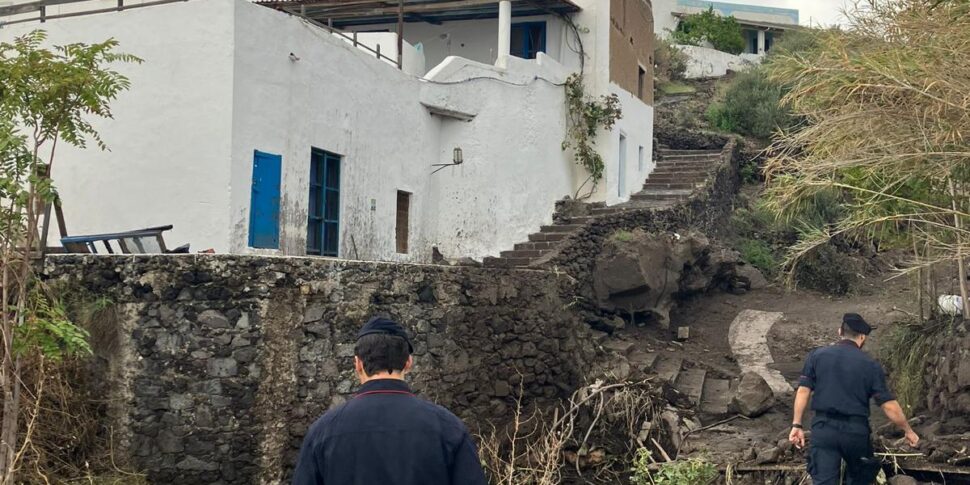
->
[757, 30, 766, 55]
[496, 0, 511, 69]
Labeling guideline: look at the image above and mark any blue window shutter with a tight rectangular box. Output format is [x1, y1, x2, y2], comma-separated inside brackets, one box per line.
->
[249, 150, 282, 249]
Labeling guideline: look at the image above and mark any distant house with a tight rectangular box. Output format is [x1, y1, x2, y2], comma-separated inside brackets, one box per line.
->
[654, 0, 799, 55]
[0, 0, 656, 263]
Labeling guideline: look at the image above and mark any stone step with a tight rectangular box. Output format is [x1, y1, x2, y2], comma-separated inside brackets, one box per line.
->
[483, 256, 533, 268]
[652, 356, 683, 383]
[631, 192, 692, 201]
[500, 248, 551, 259]
[603, 339, 636, 356]
[629, 350, 659, 371]
[658, 149, 723, 156]
[528, 232, 570, 242]
[540, 224, 583, 233]
[565, 215, 596, 225]
[659, 156, 721, 164]
[642, 181, 699, 190]
[656, 158, 719, 167]
[654, 162, 717, 170]
[589, 207, 630, 216]
[648, 172, 709, 180]
[514, 241, 558, 251]
[651, 168, 710, 176]
[674, 367, 707, 405]
[700, 377, 735, 416]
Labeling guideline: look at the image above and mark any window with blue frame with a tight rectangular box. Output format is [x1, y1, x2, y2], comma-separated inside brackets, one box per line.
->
[248, 150, 282, 249]
[307, 149, 341, 257]
[510, 21, 546, 59]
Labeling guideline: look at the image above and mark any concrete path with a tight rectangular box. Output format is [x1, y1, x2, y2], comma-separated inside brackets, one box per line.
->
[728, 309, 793, 396]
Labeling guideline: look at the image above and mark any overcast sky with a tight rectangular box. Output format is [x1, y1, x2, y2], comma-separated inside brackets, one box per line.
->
[726, 0, 852, 26]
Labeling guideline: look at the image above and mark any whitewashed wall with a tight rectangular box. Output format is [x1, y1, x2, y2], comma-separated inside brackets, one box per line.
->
[230, 0, 582, 262]
[678, 44, 762, 78]
[3, 0, 656, 262]
[652, 0, 681, 38]
[341, 32, 426, 76]
[229, 0, 440, 261]
[0, 0, 236, 253]
[567, 0, 654, 205]
[422, 56, 575, 260]
[347, 15, 568, 76]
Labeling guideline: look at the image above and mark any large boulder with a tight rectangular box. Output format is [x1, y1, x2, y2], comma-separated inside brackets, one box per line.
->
[731, 372, 776, 418]
[591, 231, 748, 327]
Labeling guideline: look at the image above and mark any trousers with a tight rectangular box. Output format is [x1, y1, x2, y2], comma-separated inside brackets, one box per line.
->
[808, 416, 881, 485]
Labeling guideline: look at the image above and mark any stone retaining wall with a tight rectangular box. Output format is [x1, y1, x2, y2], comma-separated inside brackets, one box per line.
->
[43, 255, 596, 484]
[924, 321, 970, 417]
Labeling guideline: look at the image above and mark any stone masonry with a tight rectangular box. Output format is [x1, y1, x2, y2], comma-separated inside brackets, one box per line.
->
[43, 255, 597, 484]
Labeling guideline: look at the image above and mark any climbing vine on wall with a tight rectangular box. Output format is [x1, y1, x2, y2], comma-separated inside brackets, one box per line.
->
[562, 74, 622, 197]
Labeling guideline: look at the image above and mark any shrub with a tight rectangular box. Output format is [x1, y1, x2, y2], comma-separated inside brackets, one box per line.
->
[654, 35, 688, 83]
[793, 244, 859, 296]
[706, 68, 791, 140]
[737, 239, 778, 277]
[671, 7, 745, 55]
[632, 450, 718, 485]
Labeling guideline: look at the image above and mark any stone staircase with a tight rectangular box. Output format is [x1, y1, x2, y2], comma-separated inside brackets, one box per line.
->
[628, 347, 738, 417]
[483, 148, 724, 268]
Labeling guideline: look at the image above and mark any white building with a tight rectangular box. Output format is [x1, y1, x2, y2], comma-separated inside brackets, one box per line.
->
[0, 0, 656, 263]
[653, 0, 798, 54]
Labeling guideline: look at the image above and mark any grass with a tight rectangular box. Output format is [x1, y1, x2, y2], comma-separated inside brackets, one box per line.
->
[658, 81, 697, 97]
[611, 230, 637, 243]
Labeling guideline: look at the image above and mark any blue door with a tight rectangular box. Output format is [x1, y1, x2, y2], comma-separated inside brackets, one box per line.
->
[248, 150, 282, 249]
[307, 149, 340, 257]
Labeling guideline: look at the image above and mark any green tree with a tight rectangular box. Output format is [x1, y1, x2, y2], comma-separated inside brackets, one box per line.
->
[671, 7, 745, 55]
[0, 30, 140, 483]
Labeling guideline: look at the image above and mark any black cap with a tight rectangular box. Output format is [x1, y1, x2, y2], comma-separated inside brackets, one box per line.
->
[843, 313, 872, 335]
[357, 316, 413, 352]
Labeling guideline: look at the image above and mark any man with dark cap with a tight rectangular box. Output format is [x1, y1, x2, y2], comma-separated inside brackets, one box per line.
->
[789, 313, 920, 484]
[292, 316, 487, 485]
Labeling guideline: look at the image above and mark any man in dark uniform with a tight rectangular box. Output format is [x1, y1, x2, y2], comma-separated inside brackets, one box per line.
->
[292, 316, 487, 485]
[789, 313, 920, 484]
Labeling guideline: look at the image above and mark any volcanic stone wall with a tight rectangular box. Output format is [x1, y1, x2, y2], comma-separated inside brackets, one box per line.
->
[43, 255, 595, 484]
[924, 321, 970, 417]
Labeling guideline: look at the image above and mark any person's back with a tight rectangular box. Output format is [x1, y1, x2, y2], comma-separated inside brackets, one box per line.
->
[789, 313, 919, 485]
[807, 341, 886, 417]
[292, 317, 487, 485]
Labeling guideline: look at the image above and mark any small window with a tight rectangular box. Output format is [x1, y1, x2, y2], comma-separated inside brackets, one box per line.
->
[510, 22, 546, 59]
[638, 65, 646, 99]
[638, 146, 645, 172]
[395, 191, 410, 254]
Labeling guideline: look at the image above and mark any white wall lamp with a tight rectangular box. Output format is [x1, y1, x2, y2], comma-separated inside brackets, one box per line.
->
[431, 147, 464, 174]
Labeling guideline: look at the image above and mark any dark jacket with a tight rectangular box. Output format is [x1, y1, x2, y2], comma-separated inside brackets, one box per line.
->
[798, 340, 895, 418]
[292, 379, 487, 485]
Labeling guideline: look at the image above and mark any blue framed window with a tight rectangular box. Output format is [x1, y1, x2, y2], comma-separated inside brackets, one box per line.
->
[307, 148, 340, 257]
[248, 150, 282, 249]
[510, 21, 546, 59]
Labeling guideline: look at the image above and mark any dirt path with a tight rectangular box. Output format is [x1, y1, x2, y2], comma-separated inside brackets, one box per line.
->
[613, 274, 923, 467]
